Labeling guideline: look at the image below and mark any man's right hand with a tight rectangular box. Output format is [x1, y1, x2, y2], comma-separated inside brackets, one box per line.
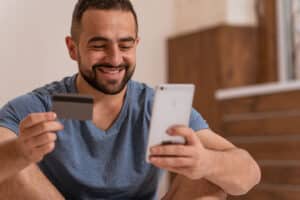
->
[16, 112, 64, 164]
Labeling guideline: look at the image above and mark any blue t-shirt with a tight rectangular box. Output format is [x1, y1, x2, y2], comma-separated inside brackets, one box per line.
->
[0, 74, 209, 200]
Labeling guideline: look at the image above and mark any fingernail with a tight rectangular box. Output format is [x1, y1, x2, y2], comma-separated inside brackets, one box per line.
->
[150, 147, 155, 154]
[52, 112, 57, 119]
[167, 128, 174, 135]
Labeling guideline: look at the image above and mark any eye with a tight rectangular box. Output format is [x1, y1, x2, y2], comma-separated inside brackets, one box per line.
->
[120, 45, 132, 50]
[92, 45, 106, 49]
[119, 42, 134, 51]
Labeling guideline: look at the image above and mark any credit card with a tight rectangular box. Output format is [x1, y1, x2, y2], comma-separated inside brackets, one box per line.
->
[51, 93, 94, 120]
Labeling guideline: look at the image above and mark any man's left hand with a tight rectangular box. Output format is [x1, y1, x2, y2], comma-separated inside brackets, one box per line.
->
[149, 125, 213, 180]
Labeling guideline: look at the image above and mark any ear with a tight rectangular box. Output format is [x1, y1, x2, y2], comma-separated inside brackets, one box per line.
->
[135, 37, 140, 46]
[65, 36, 78, 61]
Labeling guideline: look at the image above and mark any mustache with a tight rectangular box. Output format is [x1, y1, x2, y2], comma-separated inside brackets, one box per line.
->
[92, 63, 129, 71]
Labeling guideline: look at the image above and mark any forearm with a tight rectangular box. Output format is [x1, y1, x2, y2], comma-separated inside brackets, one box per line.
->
[164, 174, 227, 200]
[0, 138, 30, 183]
[0, 164, 65, 200]
[204, 148, 261, 196]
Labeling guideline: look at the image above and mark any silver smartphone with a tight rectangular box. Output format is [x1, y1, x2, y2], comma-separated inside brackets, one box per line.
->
[146, 84, 195, 162]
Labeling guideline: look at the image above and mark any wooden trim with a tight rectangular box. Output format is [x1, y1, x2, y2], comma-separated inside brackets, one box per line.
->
[256, 0, 278, 82]
[229, 184, 300, 199]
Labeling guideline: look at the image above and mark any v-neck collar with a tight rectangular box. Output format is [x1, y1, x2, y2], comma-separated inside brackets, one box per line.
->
[69, 74, 131, 135]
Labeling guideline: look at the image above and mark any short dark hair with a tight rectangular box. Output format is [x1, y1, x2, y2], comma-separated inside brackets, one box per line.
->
[71, 0, 138, 42]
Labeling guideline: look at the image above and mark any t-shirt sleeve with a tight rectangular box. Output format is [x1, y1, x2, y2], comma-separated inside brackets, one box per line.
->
[0, 94, 49, 135]
[189, 108, 209, 131]
[0, 101, 21, 134]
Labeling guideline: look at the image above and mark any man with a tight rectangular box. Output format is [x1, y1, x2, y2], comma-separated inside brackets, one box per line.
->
[0, 0, 261, 199]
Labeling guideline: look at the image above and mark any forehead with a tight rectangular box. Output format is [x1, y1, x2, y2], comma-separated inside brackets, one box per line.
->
[80, 9, 136, 41]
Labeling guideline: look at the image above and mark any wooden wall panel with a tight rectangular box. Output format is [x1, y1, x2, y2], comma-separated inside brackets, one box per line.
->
[222, 115, 300, 137]
[260, 163, 300, 185]
[168, 27, 222, 132]
[256, 0, 278, 83]
[229, 184, 300, 200]
[168, 26, 259, 131]
[220, 91, 300, 115]
[217, 26, 259, 88]
[221, 91, 300, 200]
[230, 137, 300, 160]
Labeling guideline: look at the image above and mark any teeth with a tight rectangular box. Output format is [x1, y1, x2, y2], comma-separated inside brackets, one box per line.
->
[99, 68, 122, 74]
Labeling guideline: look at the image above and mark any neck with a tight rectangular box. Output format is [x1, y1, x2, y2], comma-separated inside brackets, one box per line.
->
[75, 73, 127, 105]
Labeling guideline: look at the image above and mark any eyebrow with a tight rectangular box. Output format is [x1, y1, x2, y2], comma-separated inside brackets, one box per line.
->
[87, 36, 136, 44]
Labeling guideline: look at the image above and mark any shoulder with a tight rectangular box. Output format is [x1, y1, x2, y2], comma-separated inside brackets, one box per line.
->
[127, 80, 154, 117]
[1, 75, 76, 121]
[128, 80, 154, 104]
[30, 75, 77, 107]
[32, 74, 76, 97]
[128, 80, 154, 96]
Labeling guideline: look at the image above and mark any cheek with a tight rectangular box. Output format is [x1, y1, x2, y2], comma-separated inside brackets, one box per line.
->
[124, 52, 136, 65]
[81, 51, 104, 65]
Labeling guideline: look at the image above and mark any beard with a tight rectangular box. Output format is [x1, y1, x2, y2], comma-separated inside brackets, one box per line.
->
[78, 60, 135, 95]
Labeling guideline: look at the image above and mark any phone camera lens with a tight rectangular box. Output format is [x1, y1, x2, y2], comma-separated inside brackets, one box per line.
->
[160, 86, 164, 91]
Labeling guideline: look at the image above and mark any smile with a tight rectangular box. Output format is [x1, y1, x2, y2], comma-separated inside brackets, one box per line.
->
[97, 67, 124, 74]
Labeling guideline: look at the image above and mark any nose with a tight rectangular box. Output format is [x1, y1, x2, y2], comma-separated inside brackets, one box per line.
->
[105, 45, 123, 67]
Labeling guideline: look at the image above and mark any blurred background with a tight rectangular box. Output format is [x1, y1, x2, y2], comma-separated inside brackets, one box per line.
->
[1, 0, 300, 199]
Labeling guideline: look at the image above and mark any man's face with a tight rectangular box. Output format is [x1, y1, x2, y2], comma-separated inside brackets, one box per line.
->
[74, 9, 138, 95]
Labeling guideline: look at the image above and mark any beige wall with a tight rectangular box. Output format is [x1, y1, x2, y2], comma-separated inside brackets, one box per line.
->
[226, 0, 257, 25]
[174, 0, 227, 34]
[174, 0, 257, 36]
[131, 0, 175, 86]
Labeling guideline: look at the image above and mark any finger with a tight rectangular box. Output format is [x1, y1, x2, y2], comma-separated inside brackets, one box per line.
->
[150, 145, 195, 157]
[149, 156, 195, 169]
[36, 142, 56, 156]
[166, 166, 189, 176]
[20, 112, 57, 130]
[25, 132, 57, 148]
[22, 121, 64, 138]
[167, 125, 198, 145]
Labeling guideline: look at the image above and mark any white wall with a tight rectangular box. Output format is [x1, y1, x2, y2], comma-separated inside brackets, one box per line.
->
[0, 0, 78, 106]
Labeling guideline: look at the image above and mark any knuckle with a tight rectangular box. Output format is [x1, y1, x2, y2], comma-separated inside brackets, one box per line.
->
[25, 149, 35, 162]
[189, 158, 196, 166]
[47, 133, 57, 141]
[47, 143, 55, 152]
[45, 133, 52, 141]
[23, 139, 32, 148]
[187, 127, 193, 132]
[177, 146, 185, 153]
[40, 123, 48, 132]
[154, 147, 161, 154]
[27, 114, 35, 123]
[166, 158, 174, 165]
[158, 147, 164, 154]
[35, 154, 44, 162]
[52, 133, 57, 141]
[55, 122, 63, 130]
[19, 126, 25, 134]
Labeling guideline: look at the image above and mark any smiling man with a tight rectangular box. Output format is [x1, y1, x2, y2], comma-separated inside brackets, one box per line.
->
[0, 0, 261, 199]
